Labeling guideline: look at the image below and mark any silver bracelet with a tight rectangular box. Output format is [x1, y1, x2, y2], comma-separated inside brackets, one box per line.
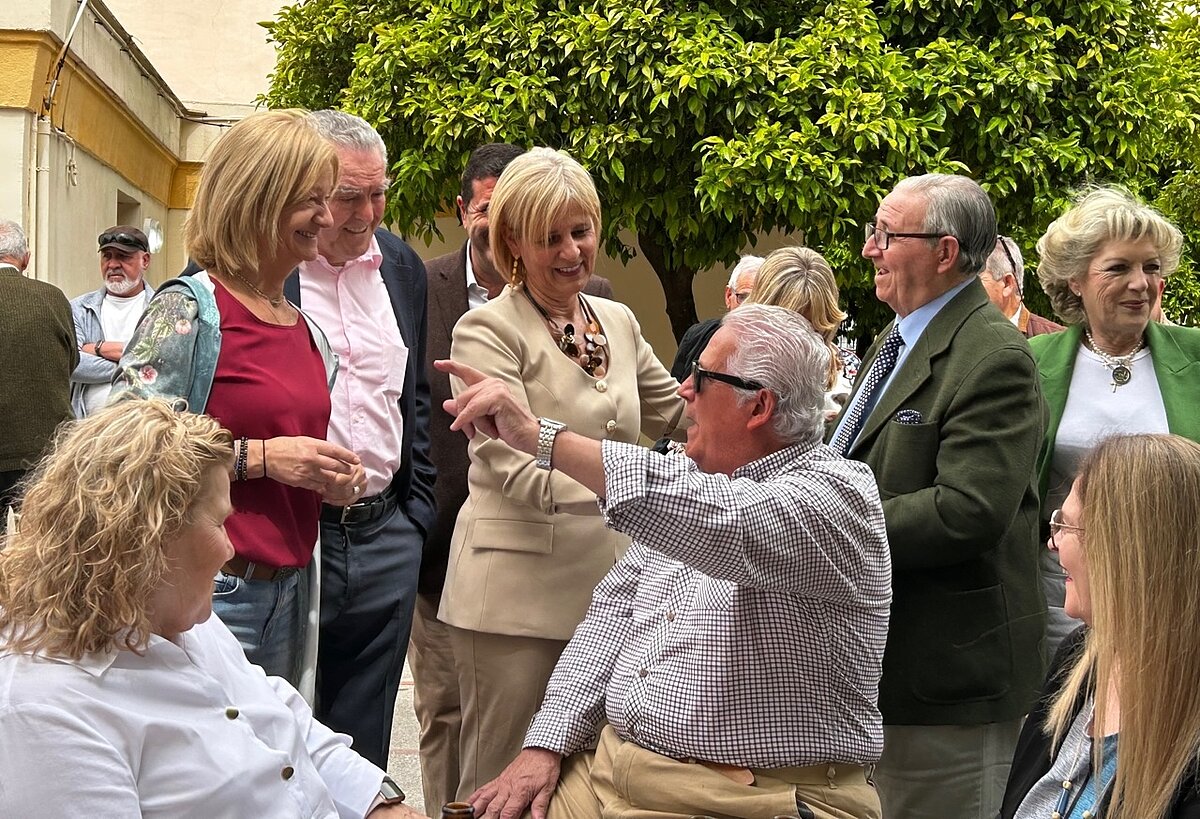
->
[536, 418, 567, 470]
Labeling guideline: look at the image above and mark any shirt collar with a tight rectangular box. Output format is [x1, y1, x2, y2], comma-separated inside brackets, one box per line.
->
[895, 276, 974, 348]
[464, 240, 484, 291]
[732, 441, 818, 481]
[0, 263, 22, 276]
[309, 234, 383, 277]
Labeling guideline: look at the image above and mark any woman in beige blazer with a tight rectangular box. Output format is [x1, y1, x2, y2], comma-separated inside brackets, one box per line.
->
[440, 147, 684, 798]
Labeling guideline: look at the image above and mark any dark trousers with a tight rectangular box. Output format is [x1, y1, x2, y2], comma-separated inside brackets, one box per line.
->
[315, 498, 423, 768]
[0, 469, 25, 523]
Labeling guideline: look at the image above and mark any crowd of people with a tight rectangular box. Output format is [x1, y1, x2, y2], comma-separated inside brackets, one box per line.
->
[1, 105, 1199, 819]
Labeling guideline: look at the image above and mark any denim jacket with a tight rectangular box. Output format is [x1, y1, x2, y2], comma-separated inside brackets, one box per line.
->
[112, 271, 337, 412]
[69, 284, 155, 417]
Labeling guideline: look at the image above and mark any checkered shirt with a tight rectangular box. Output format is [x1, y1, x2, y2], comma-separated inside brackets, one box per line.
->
[524, 440, 891, 768]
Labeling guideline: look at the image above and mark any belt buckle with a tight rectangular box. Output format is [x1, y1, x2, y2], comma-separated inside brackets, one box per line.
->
[340, 503, 355, 525]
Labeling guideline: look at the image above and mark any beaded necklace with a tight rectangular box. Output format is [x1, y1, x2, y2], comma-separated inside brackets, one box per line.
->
[525, 290, 609, 377]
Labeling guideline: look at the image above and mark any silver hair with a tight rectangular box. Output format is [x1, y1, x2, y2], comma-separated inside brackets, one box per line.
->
[894, 174, 996, 275]
[307, 109, 387, 165]
[0, 219, 29, 263]
[984, 235, 1024, 296]
[726, 254, 766, 289]
[720, 303, 827, 446]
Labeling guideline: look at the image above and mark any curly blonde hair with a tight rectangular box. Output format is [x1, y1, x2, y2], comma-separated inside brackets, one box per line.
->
[1036, 186, 1182, 326]
[0, 400, 232, 659]
[747, 246, 846, 390]
[487, 147, 603, 286]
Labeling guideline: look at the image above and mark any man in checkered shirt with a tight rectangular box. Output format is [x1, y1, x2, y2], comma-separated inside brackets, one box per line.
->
[437, 303, 891, 819]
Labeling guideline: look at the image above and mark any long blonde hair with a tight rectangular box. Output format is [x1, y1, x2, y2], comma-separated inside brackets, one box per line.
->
[1046, 434, 1200, 818]
[0, 400, 232, 659]
[747, 246, 845, 390]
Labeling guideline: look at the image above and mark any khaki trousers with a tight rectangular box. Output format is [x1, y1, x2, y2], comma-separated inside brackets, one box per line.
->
[545, 725, 881, 819]
[408, 594, 462, 811]
[447, 625, 569, 799]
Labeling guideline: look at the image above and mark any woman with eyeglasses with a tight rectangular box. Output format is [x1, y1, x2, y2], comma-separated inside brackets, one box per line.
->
[999, 433, 1200, 819]
[112, 110, 366, 688]
[439, 146, 684, 797]
[1028, 186, 1200, 660]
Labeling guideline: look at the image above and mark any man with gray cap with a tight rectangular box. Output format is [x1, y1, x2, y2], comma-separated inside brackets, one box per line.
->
[69, 226, 154, 417]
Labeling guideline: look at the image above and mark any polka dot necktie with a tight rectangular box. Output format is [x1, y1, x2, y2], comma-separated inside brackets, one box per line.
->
[831, 325, 904, 456]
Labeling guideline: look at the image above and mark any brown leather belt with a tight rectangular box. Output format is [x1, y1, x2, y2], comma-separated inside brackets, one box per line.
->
[222, 555, 301, 583]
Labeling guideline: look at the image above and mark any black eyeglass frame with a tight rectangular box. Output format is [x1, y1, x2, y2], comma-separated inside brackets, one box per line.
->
[690, 360, 765, 393]
[864, 222, 951, 251]
[995, 236, 1024, 296]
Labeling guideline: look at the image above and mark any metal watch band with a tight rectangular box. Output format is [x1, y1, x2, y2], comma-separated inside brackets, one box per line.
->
[536, 417, 567, 470]
[378, 775, 405, 804]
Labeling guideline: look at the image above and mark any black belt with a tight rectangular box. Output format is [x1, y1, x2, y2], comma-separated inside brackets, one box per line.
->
[320, 486, 396, 526]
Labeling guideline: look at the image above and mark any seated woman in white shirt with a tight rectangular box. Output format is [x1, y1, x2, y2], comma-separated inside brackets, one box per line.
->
[0, 399, 422, 819]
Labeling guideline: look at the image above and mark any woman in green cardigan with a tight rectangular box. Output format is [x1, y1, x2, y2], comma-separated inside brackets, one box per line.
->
[1030, 186, 1200, 659]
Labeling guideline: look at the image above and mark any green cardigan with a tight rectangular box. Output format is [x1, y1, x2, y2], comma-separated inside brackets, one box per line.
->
[1029, 322, 1200, 503]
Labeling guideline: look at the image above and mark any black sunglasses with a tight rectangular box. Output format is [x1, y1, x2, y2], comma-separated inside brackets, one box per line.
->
[690, 360, 764, 393]
[98, 232, 147, 251]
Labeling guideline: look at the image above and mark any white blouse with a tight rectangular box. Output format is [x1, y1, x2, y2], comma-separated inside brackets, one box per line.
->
[0, 614, 384, 817]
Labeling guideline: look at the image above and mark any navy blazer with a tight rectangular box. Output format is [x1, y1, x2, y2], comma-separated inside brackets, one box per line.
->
[284, 229, 437, 536]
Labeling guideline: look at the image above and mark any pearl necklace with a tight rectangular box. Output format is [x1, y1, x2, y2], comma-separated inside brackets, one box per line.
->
[1085, 329, 1144, 393]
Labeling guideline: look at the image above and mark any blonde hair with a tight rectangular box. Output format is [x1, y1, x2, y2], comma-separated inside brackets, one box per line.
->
[1046, 434, 1200, 819]
[487, 147, 603, 285]
[186, 109, 338, 278]
[1037, 186, 1182, 326]
[0, 400, 232, 659]
[747, 246, 845, 390]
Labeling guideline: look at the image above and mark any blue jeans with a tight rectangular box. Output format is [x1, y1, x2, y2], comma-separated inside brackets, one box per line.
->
[212, 568, 309, 686]
[315, 499, 423, 768]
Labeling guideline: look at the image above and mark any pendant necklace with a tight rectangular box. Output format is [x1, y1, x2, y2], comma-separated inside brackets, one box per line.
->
[525, 290, 609, 377]
[1085, 329, 1144, 393]
[222, 268, 286, 307]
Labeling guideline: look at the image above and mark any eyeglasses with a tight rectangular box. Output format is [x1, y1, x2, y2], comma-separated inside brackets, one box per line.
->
[864, 222, 951, 251]
[733, 291, 752, 305]
[97, 232, 147, 251]
[1048, 508, 1084, 551]
[690, 360, 764, 394]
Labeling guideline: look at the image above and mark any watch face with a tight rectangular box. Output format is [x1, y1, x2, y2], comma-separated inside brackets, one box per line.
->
[379, 776, 405, 803]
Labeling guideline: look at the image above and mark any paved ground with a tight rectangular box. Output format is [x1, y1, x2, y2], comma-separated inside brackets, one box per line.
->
[388, 660, 428, 814]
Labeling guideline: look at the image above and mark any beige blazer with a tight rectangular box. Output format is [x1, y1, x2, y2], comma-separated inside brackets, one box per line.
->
[439, 285, 684, 639]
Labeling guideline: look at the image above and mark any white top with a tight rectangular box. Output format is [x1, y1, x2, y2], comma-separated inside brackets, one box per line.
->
[83, 288, 150, 414]
[464, 239, 490, 310]
[1047, 345, 1168, 514]
[0, 614, 384, 817]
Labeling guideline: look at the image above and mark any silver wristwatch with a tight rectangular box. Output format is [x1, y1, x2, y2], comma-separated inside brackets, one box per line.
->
[536, 417, 567, 470]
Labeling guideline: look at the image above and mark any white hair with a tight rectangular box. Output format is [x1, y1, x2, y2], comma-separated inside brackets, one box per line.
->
[0, 220, 28, 263]
[721, 303, 827, 446]
[984, 235, 1024, 295]
[307, 109, 387, 165]
[726, 254, 766, 289]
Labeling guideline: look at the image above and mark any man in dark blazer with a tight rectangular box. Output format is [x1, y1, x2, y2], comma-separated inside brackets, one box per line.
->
[413, 143, 612, 810]
[284, 110, 437, 771]
[829, 175, 1046, 819]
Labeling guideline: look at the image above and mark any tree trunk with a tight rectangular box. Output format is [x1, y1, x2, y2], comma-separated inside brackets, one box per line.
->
[638, 229, 698, 344]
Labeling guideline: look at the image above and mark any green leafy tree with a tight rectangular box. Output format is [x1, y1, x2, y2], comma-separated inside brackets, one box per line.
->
[265, 0, 1199, 342]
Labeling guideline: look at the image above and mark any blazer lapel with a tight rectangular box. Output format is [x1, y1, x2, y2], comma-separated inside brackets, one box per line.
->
[1148, 322, 1200, 441]
[432, 246, 470, 342]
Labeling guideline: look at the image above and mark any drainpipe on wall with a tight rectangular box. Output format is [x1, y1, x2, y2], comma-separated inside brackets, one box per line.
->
[33, 0, 89, 283]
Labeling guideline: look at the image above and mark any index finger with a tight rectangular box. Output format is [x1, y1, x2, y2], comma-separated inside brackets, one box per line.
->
[435, 358, 489, 386]
[312, 440, 361, 465]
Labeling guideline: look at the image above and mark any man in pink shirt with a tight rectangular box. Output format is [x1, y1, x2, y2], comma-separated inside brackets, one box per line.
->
[285, 110, 437, 769]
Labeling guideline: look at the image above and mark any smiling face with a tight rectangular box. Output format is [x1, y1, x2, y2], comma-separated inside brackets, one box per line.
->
[319, 147, 388, 266]
[1075, 237, 1161, 347]
[863, 188, 960, 317]
[509, 206, 597, 305]
[99, 247, 149, 296]
[273, 179, 334, 268]
[1054, 482, 1092, 625]
[148, 465, 235, 639]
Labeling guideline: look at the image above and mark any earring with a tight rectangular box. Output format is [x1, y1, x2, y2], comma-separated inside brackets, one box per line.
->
[510, 257, 522, 284]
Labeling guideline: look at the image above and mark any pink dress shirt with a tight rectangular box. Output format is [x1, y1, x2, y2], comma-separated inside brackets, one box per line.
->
[300, 237, 407, 498]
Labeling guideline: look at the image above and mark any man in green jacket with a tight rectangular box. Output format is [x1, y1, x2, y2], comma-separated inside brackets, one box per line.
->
[829, 175, 1047, 819]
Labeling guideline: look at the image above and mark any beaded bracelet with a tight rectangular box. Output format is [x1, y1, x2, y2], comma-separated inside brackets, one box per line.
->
[235, 436, 249, 481]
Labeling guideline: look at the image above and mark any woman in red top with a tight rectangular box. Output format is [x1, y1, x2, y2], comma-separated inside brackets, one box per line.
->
[116, 110, 365, 686]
